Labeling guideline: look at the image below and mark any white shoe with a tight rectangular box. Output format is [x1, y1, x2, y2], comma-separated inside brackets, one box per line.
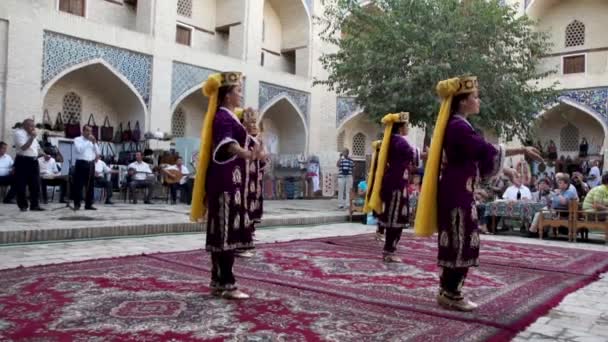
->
[437, 293, 478, 312]
[236, 251, 254, 258]
[383, 255, 401, 263]
[222, 289, 250, 299]
[375, 232, 385, 242]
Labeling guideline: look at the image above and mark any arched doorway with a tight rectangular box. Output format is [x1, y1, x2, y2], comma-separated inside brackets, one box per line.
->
[42, 61, 147, 168]
[171, 87, 208, 139]
[535, 100, 607, 170]
[336, 111, 381, 184]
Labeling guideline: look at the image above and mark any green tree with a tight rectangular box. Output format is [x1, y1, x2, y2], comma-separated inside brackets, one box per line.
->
[316, 0, 557, 139]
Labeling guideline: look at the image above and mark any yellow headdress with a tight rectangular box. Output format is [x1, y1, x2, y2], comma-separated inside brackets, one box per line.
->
[190, 71, 243, 222]
[364, 112, 409, 214]
[414, 76, 478, 236]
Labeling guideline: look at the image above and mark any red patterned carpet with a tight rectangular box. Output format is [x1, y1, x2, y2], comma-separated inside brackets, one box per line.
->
[1, 234, 607, 341]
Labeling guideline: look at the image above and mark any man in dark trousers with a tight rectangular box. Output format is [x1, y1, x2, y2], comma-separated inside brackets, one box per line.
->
[73, 125, 100, 210]
[13, 119, 44, 211]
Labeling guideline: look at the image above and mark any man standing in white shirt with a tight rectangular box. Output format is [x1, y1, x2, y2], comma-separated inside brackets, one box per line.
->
[94, 155, 118, 205]
[587, 160, 602, 188]
[73, 125, 101, 210]
[13, 119, 44, 211]
[0, 141, 17, 203]
[162, 157, 190, 204]
[127, 152, 154, 204]
[38, 154, 67, 204]
[502, 175, 533, 201]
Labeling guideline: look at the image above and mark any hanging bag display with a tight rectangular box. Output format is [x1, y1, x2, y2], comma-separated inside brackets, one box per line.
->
[101, 116, 114, 142]
[64, 116, 81, 139]
[87, 113, 99, 140]
[53, 112, 65, 132]
[42, 110, 53, 130]
[132, 120, 141, 142]
[113, 123, 123, 144]
[122, 121, 132, 142]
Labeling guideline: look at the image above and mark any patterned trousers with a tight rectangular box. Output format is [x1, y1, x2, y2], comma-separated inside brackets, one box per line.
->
[382, 227, 403, 256]
[439, 267, 469, 300]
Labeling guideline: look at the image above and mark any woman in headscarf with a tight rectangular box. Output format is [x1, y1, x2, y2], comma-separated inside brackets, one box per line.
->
[190, 72, 261, 300]
[415, 76, 542, 311]
[364, 112, 414, 262]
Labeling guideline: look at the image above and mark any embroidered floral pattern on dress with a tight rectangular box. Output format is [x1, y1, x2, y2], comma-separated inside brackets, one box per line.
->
[232, 167, 242, 184]
[470, 231, 480, 249]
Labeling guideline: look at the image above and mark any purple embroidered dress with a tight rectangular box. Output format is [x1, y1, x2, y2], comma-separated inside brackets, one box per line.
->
[437, 116, 503, 268]
[205, 107, 254, 252]
[245, 135, 265, 227]
[378, 135, 415, 229]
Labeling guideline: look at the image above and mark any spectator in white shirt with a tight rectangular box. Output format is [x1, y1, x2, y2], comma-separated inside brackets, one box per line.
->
[94, 155, 118, 205]
[587, 160, 602, 188]
[72, 125, 101, 210]
[162, 157, 191, 204]
[13, 119, 44, 211]
[502, 175, 532, 201]
[0, 141, 17, 204]
[127, 152, 155, 204]
[38, 155, 67, 204]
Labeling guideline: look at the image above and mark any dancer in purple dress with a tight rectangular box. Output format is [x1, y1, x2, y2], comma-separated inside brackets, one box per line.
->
[416, 76, 542, 311]
[191, 72, 262, 300]
[364, 112, 414, 262]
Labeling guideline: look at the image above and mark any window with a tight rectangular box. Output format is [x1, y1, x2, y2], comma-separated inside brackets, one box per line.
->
[560, 123, 579, 152]
[59, 0, 85, 17]
[563, 55, 585, 74]
[176, 24, 192, 46]
[565, 20, 585, 47]
[172, 107, 186, 137]
[352, 132, 366, 157]
[177, 0, 192, 17]
[62, 92, 82, 123]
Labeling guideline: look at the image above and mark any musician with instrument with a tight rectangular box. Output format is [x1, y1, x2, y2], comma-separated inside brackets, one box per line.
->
[127, 152, 155, 204]
[94, 155, 118, 205]
[161, 157, 191, 204]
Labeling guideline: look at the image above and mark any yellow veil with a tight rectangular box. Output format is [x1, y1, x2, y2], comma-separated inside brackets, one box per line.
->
[414, 76, 478, 236]
[363, 140, 382, 212]
[364, 112, 409, 214]
[190, 72, 241, 222]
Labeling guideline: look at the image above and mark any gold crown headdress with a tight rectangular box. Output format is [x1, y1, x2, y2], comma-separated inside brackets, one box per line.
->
[456, 76, 478, 95]
[220, 71, 242, 87]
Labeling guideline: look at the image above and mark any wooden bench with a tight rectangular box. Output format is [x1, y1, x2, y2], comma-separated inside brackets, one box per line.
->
[573, 208, 608, 244]
[538, 200, 578, 241]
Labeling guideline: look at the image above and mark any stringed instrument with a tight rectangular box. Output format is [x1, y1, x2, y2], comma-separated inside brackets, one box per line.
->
[159, 164, 183, 184]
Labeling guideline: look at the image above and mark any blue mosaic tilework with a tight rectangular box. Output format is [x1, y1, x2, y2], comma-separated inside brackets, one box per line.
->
[42, 31, 152, 105]
[336, 96, 359, 127]
[259, 82, 310, 120]
[171, 62, 216, 105]
[561, 88, 608, 123]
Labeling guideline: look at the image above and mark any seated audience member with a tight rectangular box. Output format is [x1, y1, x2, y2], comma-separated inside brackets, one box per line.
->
[571, 172, 589, 200]
[127, 152, 155, 204]
[582, 174, 608, 212]
[162, 157, 191, 204]
[94, 155, 118, 205]
[532, 178, 552, 205]
[0, 141, 17, 203]
[408, 173, 422, 197]
[38, 154, 66, 204]
[502, 175, 532, 201]
[529, 173, 578, 234]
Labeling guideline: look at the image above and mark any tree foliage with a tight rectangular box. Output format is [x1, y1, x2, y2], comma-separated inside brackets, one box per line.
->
[316, 0, 558, 138]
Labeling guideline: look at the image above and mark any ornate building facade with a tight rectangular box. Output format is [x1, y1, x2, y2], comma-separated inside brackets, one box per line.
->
[0, 0, 424, 183]
[509, 0, 608, 164]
